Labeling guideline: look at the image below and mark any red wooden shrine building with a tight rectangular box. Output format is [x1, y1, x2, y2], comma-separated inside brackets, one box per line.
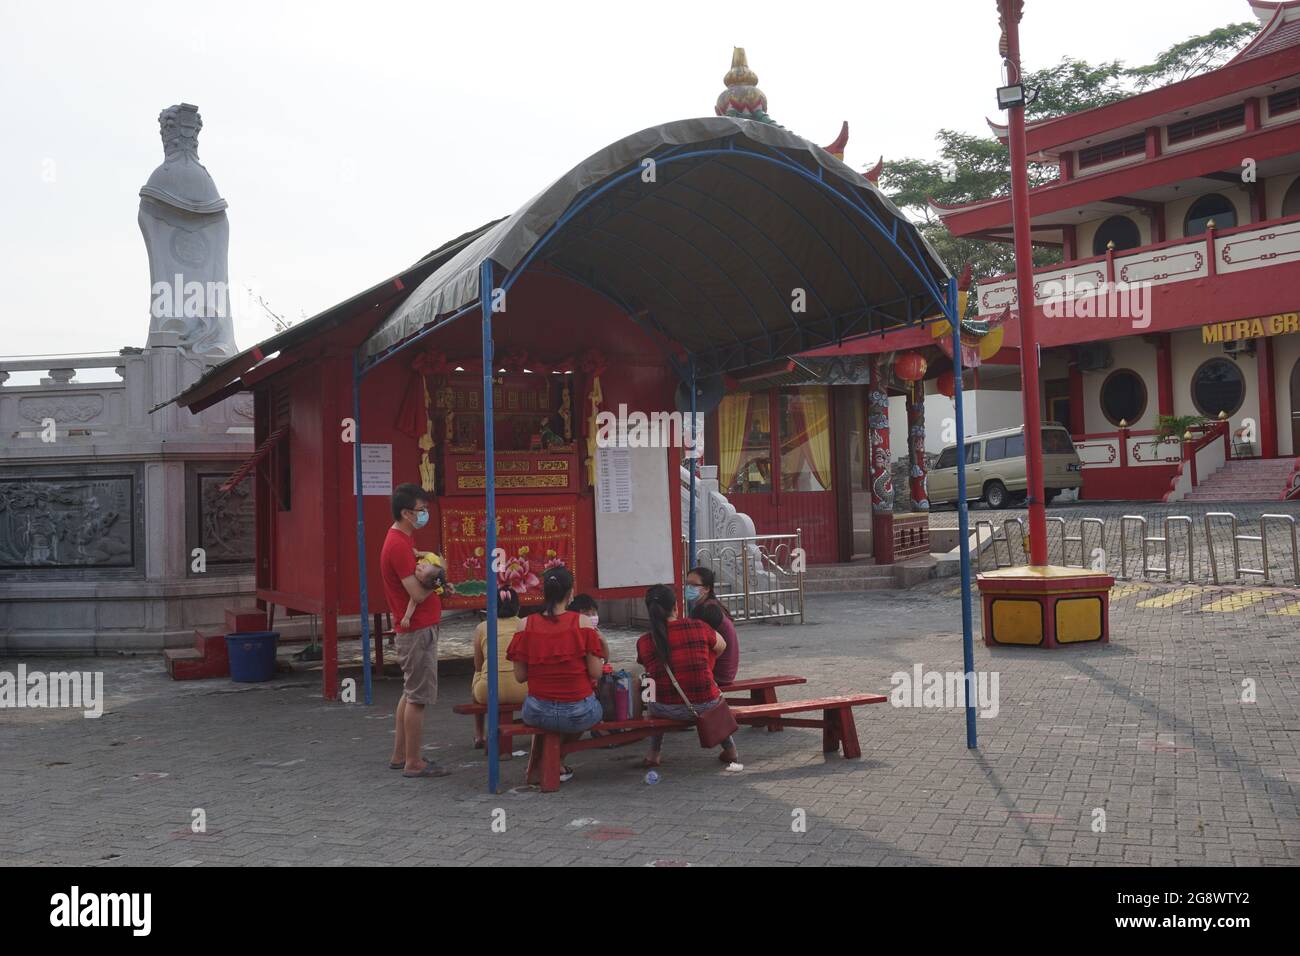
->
[170, 116, 952, 699]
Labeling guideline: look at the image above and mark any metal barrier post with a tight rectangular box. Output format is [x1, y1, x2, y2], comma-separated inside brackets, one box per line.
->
[1159, 516, 1194, 583]
[1261, 514, 1299, 586]
[1234, 514, 1268, 582]
[1004, 517, 1026, 564]
[1120, 515, 1146, 579]
[796, 527, 805, 623]
[1080, 518, 1106, 571]
[1204, 512, 1234, 584]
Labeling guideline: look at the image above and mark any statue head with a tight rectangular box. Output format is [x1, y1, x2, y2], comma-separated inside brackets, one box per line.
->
[159, 103, 203, 158]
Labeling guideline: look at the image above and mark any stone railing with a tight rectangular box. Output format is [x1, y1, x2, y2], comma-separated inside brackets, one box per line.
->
[680, 463, 785, 613]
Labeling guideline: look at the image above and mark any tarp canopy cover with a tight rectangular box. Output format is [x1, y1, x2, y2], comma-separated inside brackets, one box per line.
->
[363, 117, 951, 375]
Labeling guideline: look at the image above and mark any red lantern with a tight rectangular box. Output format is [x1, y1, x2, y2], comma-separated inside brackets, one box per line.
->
[936, 370, 955, 398]
[893, 351, 927, 382]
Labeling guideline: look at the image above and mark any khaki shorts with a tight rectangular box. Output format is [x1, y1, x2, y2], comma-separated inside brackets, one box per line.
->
[395, 625, 439, 706]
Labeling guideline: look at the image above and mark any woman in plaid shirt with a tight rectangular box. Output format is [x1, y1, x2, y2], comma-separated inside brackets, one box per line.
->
[636, 584, 737, 767]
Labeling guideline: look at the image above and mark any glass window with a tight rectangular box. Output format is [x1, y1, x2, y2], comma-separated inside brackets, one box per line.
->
[1092, 215, 1142, 255]
[965, 443, 981, 464]
[1042, 429, 1076, 454]
[986, 437, 1007, 461]
[719, 393, 771, 494]
[1191, 358, 1245, 417]
[1005, 434, 1025, 458]
[1283, 177, 1300, 219]
[778, 388, 832, 491]
[936, 446, 958, 469]
[1184, 193, 1236, 237]
[1100, 369, 1147, 427]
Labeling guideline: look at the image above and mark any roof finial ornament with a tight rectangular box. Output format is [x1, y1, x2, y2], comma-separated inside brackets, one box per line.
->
[715, 47, 776, 124]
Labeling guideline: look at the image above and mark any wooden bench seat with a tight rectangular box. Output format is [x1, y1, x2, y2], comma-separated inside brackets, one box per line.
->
[452, 675, 809, 756]
[506, 692, 887, 792]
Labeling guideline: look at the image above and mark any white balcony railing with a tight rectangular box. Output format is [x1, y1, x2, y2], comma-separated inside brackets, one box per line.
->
[975, 213, 1300, 317]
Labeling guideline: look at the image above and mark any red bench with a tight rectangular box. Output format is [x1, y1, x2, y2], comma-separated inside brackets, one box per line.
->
[506, 693, 887, 792]
[452, 675, 808, 757]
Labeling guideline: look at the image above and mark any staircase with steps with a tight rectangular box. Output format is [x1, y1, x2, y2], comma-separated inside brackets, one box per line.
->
[1182, 457, 1300, 502]
[802, 560, 896, 594]
[164, 607, 266, 680]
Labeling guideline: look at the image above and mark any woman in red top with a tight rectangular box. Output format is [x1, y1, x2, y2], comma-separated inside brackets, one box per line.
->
[636, 583, 737, 768]
[507, 566, 604, 783]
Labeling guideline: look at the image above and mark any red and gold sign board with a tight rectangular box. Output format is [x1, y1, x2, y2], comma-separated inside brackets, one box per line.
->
[440, 503, 578, 609]
[444, 451, 579, 496]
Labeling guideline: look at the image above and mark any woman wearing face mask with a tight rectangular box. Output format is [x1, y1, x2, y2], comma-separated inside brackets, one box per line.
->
[685, 566, 740, 686]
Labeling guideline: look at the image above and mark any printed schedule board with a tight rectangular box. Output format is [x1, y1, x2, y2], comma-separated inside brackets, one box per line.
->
[594, 445, 674, 589]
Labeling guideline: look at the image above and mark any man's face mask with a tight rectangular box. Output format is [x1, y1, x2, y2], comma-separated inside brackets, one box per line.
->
[410, 508, 429, 529]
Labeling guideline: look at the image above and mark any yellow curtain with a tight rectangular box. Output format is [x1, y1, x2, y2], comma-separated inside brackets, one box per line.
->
[800, 387, 833, 491]
[719, 393, 752, 492]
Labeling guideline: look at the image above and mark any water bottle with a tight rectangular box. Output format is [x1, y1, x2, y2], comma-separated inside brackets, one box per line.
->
[644, 770, 660, 785]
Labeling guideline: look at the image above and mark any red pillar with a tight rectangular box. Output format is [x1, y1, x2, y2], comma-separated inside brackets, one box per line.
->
[868, 355, 894, 564]
[1000, 0, 1048, 566]
[1258, 334, 1278, 458]
[1155, 333, 1174, 417]
[1062, 224, 1077, 262]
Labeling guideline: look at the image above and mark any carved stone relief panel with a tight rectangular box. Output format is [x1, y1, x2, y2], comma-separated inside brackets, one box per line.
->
[188, 466, 254, 574]
[0, 476, 135, 569]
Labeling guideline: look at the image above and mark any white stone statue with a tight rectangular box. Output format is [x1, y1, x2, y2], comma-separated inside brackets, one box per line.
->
[138, 103, 238, 360]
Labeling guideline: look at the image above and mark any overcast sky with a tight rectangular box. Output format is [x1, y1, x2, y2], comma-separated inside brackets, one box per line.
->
[0, 0, 1246, 372]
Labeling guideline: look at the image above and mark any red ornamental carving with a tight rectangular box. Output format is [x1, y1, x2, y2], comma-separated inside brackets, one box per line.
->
[936, 371, 956, 398]
[893, 351, 927, 382]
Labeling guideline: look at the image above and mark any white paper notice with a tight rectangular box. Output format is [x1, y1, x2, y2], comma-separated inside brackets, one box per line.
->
[596, 447, 634, 514]
[353, 443, 393, 496]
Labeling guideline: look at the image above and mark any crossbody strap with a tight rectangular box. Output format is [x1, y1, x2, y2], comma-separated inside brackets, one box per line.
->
[658, 657, 700, 718]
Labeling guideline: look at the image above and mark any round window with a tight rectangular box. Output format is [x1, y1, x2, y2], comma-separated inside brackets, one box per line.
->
[1184, 193, 1237, 236]
[1099, 368, 1147, 427]
[1092, 215, 1141, 255]
[1191, 358, 1245, 417]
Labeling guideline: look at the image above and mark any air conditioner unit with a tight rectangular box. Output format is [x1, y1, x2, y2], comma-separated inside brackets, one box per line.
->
[1075, 342, 1113, 372]
[1223, 339, 1256, 357]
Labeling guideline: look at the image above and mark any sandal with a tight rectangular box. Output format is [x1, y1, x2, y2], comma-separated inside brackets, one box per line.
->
[403, 761, 452, 778]
[388, 760, 405, 770]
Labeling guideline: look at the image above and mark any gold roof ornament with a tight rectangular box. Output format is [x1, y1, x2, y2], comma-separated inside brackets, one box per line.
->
[715, 47, 775, 124]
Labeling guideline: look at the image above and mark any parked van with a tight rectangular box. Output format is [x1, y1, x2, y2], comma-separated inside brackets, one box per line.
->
[928, 423, 1082, 509]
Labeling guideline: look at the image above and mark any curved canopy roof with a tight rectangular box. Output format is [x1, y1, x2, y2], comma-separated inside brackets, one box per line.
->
[363, 117, 950, 376]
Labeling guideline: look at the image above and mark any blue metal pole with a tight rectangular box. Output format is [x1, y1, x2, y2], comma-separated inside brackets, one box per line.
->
[352, 351, 374, 706]
[688, 357, 698, 577]
[480, 260, 500, 794]
[949, 275, 977, 749]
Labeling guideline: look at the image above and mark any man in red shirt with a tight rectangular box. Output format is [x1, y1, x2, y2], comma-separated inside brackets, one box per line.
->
[382, 483, 449, 778]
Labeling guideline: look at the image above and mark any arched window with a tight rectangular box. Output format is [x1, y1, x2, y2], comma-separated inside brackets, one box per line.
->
[1099, 369, 1147, 427]
[1092, 215, 1142, 255]
[1184, 193, 1237, 236]
[1191, 358, 1246, 418]
[1282, 177, 1300, 219]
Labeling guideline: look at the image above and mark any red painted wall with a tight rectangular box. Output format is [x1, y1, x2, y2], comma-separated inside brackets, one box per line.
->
[256, 269, 684, 617]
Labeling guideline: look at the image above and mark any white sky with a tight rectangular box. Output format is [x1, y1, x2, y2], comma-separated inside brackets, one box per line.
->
[0, 0, 1246, 372]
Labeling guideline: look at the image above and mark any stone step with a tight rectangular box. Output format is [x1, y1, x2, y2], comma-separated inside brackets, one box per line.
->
[804, 577, 896, 594]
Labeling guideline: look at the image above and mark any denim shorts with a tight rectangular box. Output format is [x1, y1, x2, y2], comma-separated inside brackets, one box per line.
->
[522, 694, 603, 733]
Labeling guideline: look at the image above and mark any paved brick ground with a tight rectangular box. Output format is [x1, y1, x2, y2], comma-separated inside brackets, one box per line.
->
[1, 581, 1297, 867]
[932, 500, 1300, 585]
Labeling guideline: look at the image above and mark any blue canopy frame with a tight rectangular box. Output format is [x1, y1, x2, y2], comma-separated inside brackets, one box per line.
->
[348, 126, 978, 792]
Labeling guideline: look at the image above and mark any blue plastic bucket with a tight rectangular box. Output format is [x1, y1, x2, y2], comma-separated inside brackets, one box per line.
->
[225, 631, 279, 682]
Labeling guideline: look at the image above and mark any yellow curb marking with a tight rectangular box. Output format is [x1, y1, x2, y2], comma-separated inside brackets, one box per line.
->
[1202, 589, 1273, 613]
[1136, 586, 1201, 609]
[1109, 584, 1153, 600]
[1268, 600, 1300, 617]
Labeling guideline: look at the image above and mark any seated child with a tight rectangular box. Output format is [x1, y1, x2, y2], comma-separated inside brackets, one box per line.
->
[401, 552, 446, 630]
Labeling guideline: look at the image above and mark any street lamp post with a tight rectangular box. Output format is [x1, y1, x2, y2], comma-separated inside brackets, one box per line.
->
[999, 0, 1048, 567]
